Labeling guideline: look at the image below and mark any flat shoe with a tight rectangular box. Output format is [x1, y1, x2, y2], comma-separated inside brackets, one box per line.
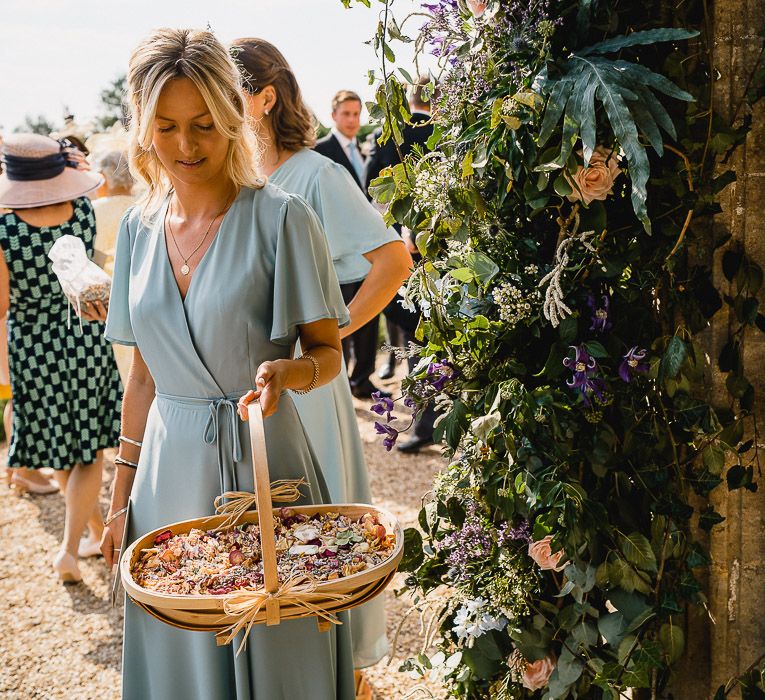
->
[78, 536, 103, 559]
[53, 551, 82, 585]
[11, 473, 59, 495]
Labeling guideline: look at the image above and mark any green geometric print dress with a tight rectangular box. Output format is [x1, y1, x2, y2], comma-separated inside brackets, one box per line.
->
[0, 197, 122, 470]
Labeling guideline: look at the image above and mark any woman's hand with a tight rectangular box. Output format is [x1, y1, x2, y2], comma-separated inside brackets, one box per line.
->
[237, 361, 286, 420]
[100, 511, 125, 568]
[75, 300, 108, 322]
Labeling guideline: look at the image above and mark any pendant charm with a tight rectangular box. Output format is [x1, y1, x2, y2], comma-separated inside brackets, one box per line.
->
[180, 264, 190, 276]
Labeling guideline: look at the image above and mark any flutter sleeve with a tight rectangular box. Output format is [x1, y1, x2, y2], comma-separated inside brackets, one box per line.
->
[104, 209, 137, 346]
[308, 161, 401, 284]
[270, 194, 350, 346]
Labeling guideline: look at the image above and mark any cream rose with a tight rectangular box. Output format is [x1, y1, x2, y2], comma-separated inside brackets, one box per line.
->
[466, 0, 488, 18]
[528, 535, 566, 571]
[522, 654, 556, 691]
[565, 145, 621, 205]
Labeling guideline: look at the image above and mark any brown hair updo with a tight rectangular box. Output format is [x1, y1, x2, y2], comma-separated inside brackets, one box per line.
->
[232, 38, 316, 152]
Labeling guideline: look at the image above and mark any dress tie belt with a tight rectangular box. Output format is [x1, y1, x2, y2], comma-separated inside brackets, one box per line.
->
[155, 391, 249, 496]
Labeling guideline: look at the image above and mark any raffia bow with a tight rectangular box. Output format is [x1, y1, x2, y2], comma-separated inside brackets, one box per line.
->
[206, 478, 306, 531]
[215, 574, 350, 654]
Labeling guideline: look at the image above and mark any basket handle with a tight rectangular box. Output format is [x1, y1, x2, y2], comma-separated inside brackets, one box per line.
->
[246, 402, 281, 624]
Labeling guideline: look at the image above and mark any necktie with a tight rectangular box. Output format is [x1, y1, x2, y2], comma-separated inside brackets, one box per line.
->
[347, 140, 364, 183]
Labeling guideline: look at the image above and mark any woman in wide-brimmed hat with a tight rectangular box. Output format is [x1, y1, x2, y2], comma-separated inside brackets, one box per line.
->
[0, 133, 123, 583]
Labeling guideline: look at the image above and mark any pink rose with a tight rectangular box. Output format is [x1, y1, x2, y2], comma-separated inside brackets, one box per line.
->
[528, 535, 566, 572]
[564, 145, 621, 205]
[522, 654, 556, 691]
[466, 0, 487, 18]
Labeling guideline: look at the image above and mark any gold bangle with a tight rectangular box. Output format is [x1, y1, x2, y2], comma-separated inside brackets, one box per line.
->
[105, 506, 128, 525]
[294, 353, 319, 394]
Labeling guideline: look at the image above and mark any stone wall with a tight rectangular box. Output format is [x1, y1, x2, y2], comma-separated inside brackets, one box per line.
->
[676, 1, 765, 696]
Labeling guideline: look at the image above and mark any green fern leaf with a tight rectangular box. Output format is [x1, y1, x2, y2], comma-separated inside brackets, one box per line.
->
[538, 76, 577, 146]
[611, 60, 695, 102]
[627, 98, 664, 156]
[578, 28, 699, 57]
[633, 84, 677, 140]
[594, 76, 651, 231]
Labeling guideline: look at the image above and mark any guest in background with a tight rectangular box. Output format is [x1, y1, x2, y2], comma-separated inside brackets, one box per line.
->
[90, 146, 136, 385]
[315, 90, 366, 189]
[235, 38, 411, 693]
[365, 77, 440, 453]
[0, 134, 122, 581]
[314, 90, 390, 398]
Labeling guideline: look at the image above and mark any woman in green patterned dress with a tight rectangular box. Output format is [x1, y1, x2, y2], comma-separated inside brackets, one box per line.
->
[0, 134, 122, 583]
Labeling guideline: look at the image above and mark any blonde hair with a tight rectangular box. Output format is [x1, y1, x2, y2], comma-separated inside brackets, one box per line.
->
[331, 90, 362, 113]
[125, 28, 264, 220]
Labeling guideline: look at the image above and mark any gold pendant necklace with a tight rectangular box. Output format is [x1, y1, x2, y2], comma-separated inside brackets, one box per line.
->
[166, 192, 236, 276]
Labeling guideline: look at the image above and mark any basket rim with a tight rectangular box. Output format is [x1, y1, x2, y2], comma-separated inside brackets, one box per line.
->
[121, 502, 403, 607]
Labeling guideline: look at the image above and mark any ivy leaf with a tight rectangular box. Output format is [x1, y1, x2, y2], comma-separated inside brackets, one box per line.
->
[658, 620, 685, 664]
[702, 444, 727, 476]
[598, 611, 627, 647]
[699, 505, 725, 531]
[660, 336, 686, 379]
[400, 528, 424, 572]
[434, 399, 468, 450]
[584, 340, 610, 358]
[726, 464, 758, 492]
[465, 251, 499, 285]
[619, 532, 658, 573]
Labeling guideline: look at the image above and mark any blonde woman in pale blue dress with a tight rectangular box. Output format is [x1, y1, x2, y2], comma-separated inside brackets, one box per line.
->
[233, 38, 412, 689]
[100, 29, 354, 700]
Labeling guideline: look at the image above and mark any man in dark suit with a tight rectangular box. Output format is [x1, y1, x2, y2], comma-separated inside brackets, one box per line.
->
[314, 90, 389, 398]
[314, 90, 366, 189]
[365, 78, 440, 453]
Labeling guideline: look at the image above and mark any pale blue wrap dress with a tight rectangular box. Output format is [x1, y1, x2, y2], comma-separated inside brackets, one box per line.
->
[270, 149, 400, 667]
[105, 184, 355, 700]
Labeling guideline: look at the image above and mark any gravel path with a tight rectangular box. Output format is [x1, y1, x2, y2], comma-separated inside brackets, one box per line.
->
[0, 365, 446, 700]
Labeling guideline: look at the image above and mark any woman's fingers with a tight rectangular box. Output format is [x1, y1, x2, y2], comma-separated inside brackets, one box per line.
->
[76, 300, 108, 322]
[237, 389, 259, 420]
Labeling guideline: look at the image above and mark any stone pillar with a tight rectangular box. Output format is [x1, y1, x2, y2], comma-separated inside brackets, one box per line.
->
[676, 1, 765, 697]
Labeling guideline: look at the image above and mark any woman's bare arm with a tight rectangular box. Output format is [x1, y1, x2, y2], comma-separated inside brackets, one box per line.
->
[238, 317, 342, 419]
[101, 346, 155, 566]
[340, 240, 412, 339]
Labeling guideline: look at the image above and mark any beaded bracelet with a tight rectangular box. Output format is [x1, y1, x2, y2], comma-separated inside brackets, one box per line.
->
[119, 435, 143, 448]
[114, 456, 139, 469]
[294, 352, 319, 395]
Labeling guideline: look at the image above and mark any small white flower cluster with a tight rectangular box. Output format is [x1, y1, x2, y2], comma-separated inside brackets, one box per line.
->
[493, 280, 538, 326]
[415, 155, 458, 214]
[502, 97, 520, 116]
[452, 597, 507, 644]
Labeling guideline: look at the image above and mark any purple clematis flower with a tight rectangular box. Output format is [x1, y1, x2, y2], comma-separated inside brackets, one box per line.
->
[370, 391, 396, 422]
[563, 345, 606, 406]
[587, 294, 612, 333]
[374, 421, 399, 451]
[619, 347, 649, 382]
[427, 361, 456, 391]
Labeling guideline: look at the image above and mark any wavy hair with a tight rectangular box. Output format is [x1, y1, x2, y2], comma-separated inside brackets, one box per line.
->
[232, 38, 317, 152]
[126, 28, 264, 221]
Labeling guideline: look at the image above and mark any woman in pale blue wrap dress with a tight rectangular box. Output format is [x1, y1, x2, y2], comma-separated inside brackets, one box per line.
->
[100, 29, 355, 700]
[233, 38, 412, 674]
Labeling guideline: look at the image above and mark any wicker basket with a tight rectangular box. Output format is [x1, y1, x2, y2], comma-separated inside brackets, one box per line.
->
[120, 402, 403, 645]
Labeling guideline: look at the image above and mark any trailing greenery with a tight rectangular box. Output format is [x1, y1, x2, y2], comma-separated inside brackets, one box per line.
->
[346, 0, 764, 697]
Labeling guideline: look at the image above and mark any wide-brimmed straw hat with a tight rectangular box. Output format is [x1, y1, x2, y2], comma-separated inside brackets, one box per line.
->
[0, 133, 103, 209]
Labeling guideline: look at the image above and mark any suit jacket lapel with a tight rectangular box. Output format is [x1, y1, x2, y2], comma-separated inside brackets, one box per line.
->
[331, 134, 362, 188]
